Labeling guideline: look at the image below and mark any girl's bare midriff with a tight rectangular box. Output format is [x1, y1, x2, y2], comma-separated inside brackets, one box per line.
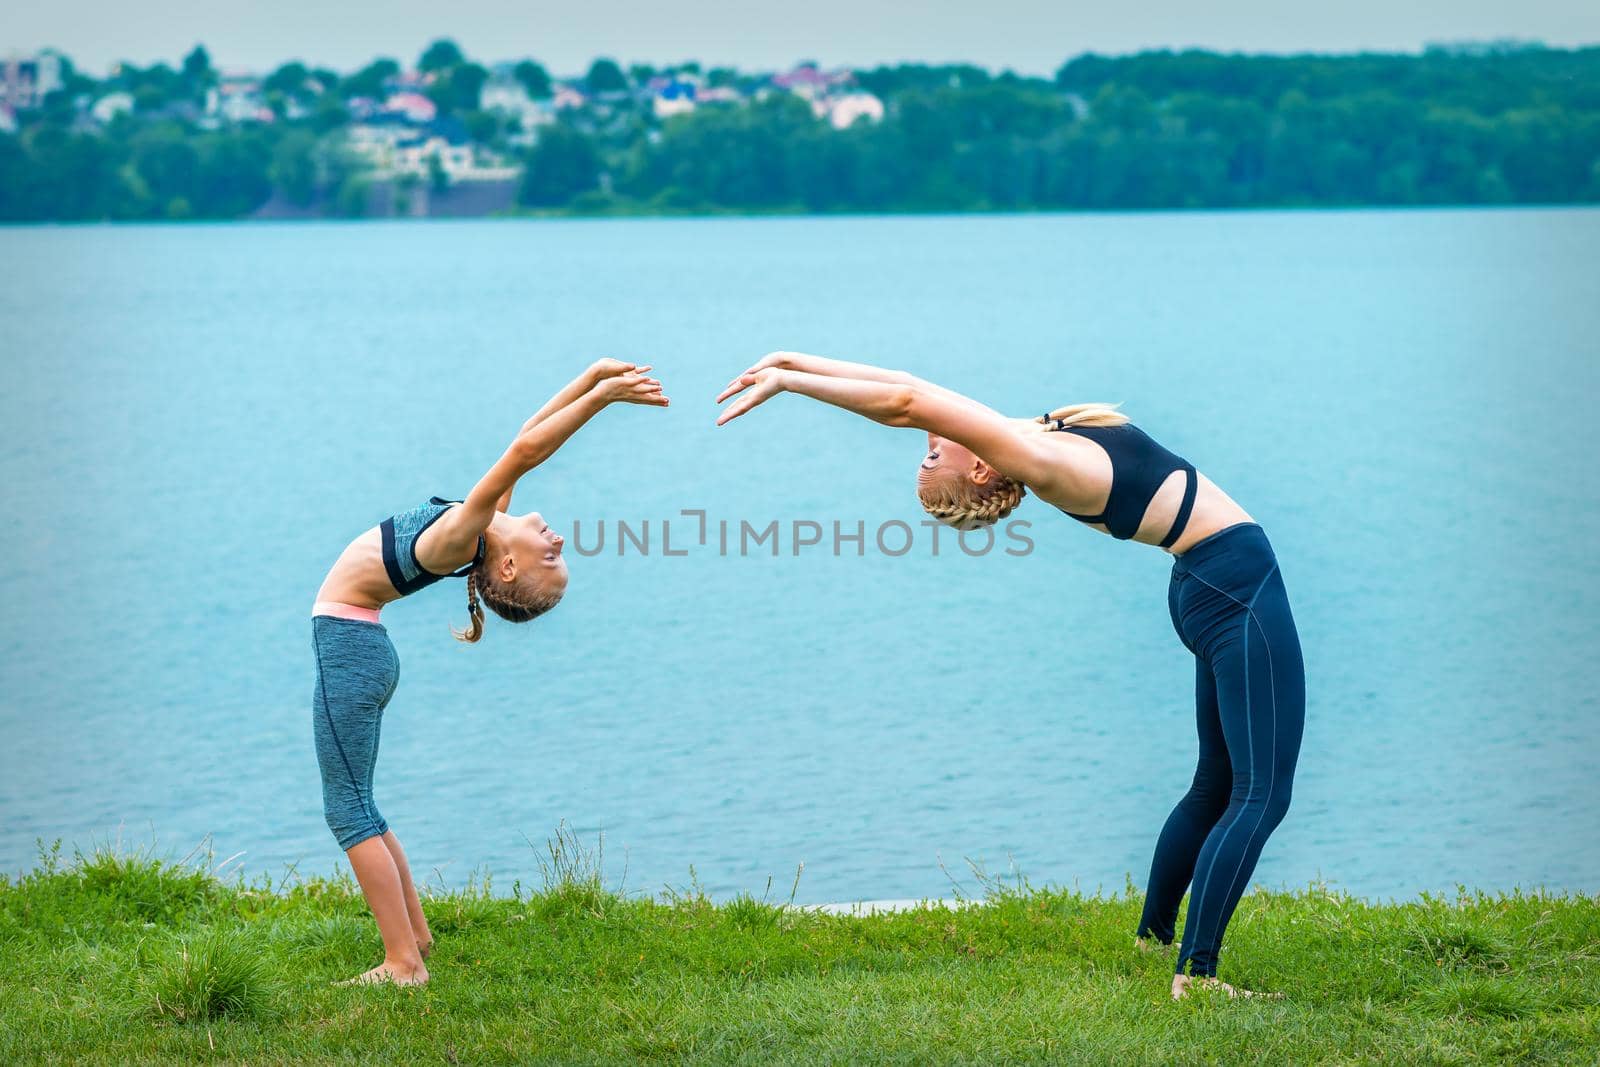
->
[313, 528, 395, 611]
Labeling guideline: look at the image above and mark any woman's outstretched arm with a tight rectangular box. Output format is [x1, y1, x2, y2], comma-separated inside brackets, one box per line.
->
[716, 366, 1061, 492]
[430, 368, 668, 558]
[716, 351, 989, 410]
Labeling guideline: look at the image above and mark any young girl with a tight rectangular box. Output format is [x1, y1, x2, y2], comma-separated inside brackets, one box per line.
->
[311, 359, 667, 985]
[716, 351, 1304, 1000]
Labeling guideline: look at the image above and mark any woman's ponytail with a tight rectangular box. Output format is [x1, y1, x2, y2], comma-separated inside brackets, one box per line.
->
[1038, 402, 1129, 429]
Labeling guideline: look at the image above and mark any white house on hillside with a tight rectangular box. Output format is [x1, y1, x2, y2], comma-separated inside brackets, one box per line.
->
[480, 79, 555, 143]
[90, 91, 134, 124]
[817, 91, 884, 129]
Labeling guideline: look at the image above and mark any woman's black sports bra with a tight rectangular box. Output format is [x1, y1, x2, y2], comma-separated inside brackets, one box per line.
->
[1042, 418, 1197, 548]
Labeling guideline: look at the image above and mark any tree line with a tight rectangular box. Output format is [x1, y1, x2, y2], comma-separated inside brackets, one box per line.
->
[2, 43, 1596, 221]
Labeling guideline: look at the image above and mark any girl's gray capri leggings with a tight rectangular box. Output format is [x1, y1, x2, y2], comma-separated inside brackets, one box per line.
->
[311, 615, 400, 850]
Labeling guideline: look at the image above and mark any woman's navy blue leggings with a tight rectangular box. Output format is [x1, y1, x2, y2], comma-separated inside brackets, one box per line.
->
[1138, 522, 1305, 977]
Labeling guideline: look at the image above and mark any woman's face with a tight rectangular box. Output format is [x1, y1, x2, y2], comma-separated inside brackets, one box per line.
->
[918, 433, 984, 494]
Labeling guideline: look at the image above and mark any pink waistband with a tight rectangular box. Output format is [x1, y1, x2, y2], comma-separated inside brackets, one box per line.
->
[312, 601, 383, 623]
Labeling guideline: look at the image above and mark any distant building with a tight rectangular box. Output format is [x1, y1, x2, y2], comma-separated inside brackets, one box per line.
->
[349, 113, 516, 183]
[772, 63, 853, 102]
[383, 92, 437, 124]
[344, 115, 415, 169]
[651, 79, 697, 119]
[390, 70, 433, 92]
[552, 85, 587, 111]
[817, 91, 884, 130]
[694, 86, 741, 105]
[480, 78, 555, 142]
[345, 96, 381, 122]
[394, 136, 473, 178]
[206, 74, 271, 124]
[1, 50, 64, 110]
[90, 91, 134, 124]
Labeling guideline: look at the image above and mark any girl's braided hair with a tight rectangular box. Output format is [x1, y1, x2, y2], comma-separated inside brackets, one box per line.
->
[917, 402, 1128, 530]
[453, 564, 565, 643]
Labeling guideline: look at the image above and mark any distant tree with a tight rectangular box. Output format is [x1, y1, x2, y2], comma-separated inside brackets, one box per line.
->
[270, 128, 319, 205]
[427, 63, 488, 114]
[629, 64, 657, 86]
[335, 173, 370, 217]
[263, 62, 311, 100]
[343, 58, 399, 100]
[133, 85, 167, 113]
[513, 60, 552, 99]
[625, 95, 814, 208]
[463, 109, 499, 143]
[427, 151, 449, 193]
[311, 94, 349, 132]
[132, 125, 199, 213]
[119, 62, 184, 110]
[193, 129, 273, 215]
[585, 58, 628, 94]
[419, 39, 465, 73]
[181, 46, 213, 89]
[7, 127, 123, 219]
[519, 123, 600, 206]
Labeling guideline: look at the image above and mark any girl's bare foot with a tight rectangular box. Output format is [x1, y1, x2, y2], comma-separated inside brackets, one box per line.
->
[1135, 936, 1171, 954]
[1170, 974, 1281, 1000]
[417, 938, 434, 960]
[337, 960, 429, 987]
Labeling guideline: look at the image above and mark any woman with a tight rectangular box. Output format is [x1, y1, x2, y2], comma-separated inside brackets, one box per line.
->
[716, 351, 1303, 999]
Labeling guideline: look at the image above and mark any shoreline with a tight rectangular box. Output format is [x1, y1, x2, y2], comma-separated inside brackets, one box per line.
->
[3, 200, 1599, 229]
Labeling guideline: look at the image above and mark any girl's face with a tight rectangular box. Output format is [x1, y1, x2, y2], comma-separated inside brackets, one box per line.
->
[509, 511, 569, 594]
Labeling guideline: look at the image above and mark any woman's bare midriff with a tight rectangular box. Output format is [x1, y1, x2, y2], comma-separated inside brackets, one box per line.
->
[1030, 431, 1253, 554]
[1155, 471, 1254, 555]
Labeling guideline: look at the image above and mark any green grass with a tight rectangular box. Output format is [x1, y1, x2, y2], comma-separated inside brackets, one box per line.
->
[2, 836, 1596, 1065]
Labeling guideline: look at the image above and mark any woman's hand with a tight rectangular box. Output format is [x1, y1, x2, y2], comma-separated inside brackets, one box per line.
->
[590, 358, 649, 381]
[597, 370, 670, 407]
[717, 353, 804, 402]
[715, 367, 786, 426]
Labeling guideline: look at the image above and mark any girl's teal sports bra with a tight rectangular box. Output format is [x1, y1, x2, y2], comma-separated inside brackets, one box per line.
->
[380, 497, 486, 597]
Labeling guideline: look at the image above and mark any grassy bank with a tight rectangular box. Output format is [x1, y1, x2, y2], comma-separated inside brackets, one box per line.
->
[2, 838, 1596, 1064]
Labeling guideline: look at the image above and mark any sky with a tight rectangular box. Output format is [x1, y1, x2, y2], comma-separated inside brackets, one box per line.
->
[5, 0, 1599, 77]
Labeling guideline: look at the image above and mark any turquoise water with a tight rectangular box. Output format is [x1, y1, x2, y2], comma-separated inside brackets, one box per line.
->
[1, 210, 1596, 903]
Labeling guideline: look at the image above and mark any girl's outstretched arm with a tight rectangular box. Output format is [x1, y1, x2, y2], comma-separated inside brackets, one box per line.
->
[497, 359, 648, 511]
[430, 369, 668, 558]
[716, 367, 1062, 492]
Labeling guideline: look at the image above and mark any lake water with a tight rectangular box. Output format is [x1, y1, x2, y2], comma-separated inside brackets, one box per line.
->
[1, 209, 1596, 904]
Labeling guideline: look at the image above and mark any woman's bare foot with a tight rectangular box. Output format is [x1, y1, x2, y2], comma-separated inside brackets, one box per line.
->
[337, 960, 429, 987]
[417, 937, 434, 960]
[1135, 936, 1171, 954]
[1171, 974, 1281, 1000]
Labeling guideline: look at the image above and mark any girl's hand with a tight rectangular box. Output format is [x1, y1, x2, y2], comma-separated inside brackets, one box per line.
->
[590, 358, 650, 381]
[598, 371, 670, 407]
[715, 353, 793, 403]
[715, 367, 785, 426]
